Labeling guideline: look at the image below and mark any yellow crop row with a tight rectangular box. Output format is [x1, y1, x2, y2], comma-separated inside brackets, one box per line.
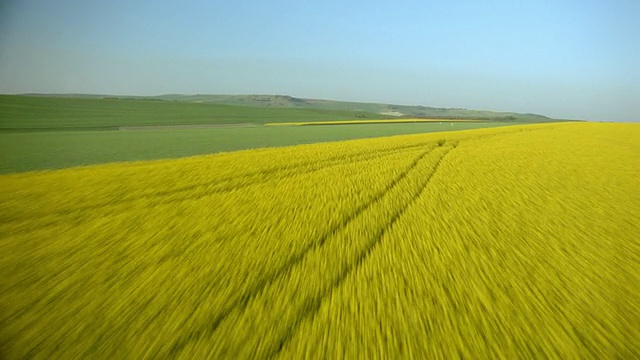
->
[264, 118, 484, 126]
[0, 122, 638, 358]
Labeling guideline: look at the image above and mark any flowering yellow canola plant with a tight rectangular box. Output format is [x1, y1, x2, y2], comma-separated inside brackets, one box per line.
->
[0, 122, 638, 358]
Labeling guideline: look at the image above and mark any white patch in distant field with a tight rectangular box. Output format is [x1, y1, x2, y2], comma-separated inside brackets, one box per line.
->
[379, 111, 403, 116]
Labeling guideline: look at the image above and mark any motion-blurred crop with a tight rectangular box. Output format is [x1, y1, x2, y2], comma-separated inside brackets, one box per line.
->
[1, 122, 638, 358]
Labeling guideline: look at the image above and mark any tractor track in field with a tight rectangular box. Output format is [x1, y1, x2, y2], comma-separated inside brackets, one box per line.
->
[269, 144, 456, 357]
[4, 127, 544, 226]
[164, 145, 440, 357]
[2, 148, 428, 233]
[168, 125, 545, 196]
[2, 127, 550, 235]
[2, 141, 437, 227]
[95, 126, 548, 206]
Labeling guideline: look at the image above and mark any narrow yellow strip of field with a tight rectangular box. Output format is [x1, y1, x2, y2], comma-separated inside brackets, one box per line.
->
[264, 118, 485, 126]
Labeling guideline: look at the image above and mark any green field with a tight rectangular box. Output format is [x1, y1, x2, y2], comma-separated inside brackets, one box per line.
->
[0, 95, 385, 130]
[0, 95, 515, 173]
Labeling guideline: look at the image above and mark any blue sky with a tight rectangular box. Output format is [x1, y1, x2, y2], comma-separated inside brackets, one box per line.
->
[0, 0, 638, 121]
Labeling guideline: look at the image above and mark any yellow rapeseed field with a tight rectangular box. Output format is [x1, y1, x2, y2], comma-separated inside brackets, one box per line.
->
[1, 122, 638, 358]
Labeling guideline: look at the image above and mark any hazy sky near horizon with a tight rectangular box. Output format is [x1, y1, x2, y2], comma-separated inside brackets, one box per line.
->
[0, 0, 638, 121]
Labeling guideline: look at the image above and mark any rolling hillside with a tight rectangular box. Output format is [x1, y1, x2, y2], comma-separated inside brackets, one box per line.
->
[15, 93, 555, 123]
[155, 94, 553, 122]
[0, 95, 385, 130]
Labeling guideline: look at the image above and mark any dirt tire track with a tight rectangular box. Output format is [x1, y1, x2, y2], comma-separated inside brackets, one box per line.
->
[268, 144, 456, 358]
[165, 146, 438, 357]
[4, 126, 544, 226]
[2, 142, 437, 227]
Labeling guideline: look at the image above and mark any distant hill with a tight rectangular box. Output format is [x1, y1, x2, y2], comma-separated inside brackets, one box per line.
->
[153, 94, 554, 122]
[0, 95, 386, 130]
[15, 93, 554, 122]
